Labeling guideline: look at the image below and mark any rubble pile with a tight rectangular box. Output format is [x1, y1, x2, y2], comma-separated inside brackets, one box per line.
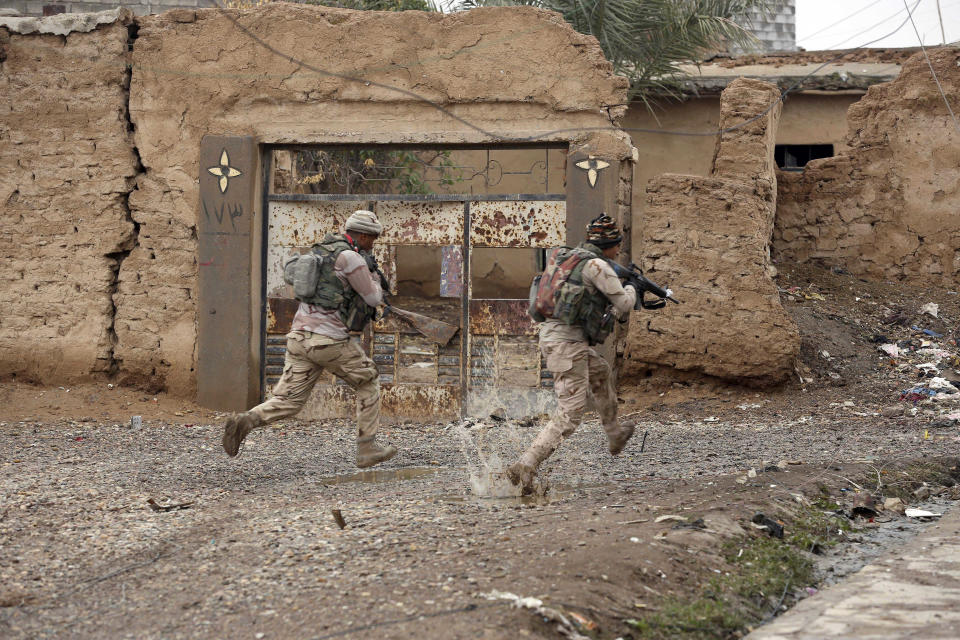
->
[780, 263, 960, 429]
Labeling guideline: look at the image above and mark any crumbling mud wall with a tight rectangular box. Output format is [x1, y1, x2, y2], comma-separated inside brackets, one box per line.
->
[127, 4, 629, 396]
[624, 79, 800, 383]
[0, 4, 628, 395]
[774, 48, 960, 284]
[0, 11, 140, 384]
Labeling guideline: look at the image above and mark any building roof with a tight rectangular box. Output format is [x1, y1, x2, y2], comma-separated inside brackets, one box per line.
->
[668, 48, 916, 96]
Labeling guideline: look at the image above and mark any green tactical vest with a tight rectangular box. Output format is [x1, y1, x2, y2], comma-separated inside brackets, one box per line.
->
[299, 233, 377, 332]
[545, 243, 615, 346]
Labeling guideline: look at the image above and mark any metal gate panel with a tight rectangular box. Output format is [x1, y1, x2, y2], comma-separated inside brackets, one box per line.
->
[469, 200, 566, 248]
[464, 200, 564, 419]
[263, 198, 466, 420]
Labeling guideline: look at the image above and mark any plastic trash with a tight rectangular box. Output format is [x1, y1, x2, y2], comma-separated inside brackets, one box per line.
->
[879, 344, 900, 358]
[928, 377, 957, 393]
[900, 387, 937, 403]
[905, 508, 942, 519]
[921, 302, 939, 318]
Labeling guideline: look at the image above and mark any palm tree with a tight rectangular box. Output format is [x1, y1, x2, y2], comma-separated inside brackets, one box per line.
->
[454, 0, 768, 109]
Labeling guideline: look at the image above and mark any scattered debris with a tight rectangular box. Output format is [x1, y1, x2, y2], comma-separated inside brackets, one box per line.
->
[654, 515, 687, 524]
[751, 513, 784, 538]
[146, 498, 194, 513]
[882, 497, 905, 514]
[331, 509, 346, 529]
[851, 493, 878, 518]
[904, 508, 942, 519]
[921, 302, 939, 318]
[481, 591, 590, 640]
[672, 517, 707, 531]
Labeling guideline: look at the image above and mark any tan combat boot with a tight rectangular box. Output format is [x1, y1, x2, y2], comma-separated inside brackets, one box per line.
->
[505, 461, 537, 496]
[222, 412, 262, 457]
[607, 419, 637, 456]
[356, 436, 397, 469]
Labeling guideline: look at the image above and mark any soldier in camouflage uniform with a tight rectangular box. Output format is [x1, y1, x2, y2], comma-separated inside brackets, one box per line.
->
[507, 214, 637, 492]
[222, 210, 397, 469]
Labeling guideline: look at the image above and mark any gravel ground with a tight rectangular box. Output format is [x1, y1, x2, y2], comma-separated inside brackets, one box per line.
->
[2, 388, 959, 639]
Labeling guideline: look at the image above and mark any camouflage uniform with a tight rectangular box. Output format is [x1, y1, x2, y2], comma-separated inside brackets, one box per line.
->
[223, 211, 396, 468]
[250, 330, 380, 438]
[518, 257, 636, 470]
[509, 215, 637, 489]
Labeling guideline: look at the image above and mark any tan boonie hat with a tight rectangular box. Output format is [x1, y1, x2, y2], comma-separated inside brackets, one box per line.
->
[345, 209, 383, 236]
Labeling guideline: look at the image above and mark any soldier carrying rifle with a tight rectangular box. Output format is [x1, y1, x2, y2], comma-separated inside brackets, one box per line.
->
[508, 214, 675, 493]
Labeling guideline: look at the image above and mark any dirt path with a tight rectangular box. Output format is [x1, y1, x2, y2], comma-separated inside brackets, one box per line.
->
[2, 377, 959, 639]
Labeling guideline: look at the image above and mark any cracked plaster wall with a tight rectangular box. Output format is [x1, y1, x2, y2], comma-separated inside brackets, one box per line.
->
[624, 79, 801, 384]
[0, 4, 628, 395]
[127, 4, 629, 396]
[0, 15, 139, 384]
[774, 48, 960, 284]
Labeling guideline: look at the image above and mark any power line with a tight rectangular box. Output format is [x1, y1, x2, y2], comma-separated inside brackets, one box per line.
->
[936, 0, 948, 44]
[825, 1, 915, 49]
[798, 0, 884, 41]
[903, 0, 960, 134]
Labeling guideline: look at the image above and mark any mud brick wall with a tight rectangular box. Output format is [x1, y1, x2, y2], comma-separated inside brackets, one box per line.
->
[625, 79, 800, 383]
[774, 48, 960, 285]
[0, 5, 629, 396]
[0, 15, 139, 384]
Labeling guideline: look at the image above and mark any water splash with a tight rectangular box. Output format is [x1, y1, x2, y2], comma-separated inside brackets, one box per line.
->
[453, 419, 533, 498]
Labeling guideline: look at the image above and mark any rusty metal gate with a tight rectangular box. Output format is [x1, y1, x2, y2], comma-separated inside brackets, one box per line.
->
[261, 148, 566, 421]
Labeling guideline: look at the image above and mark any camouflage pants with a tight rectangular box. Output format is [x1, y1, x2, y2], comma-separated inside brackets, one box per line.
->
[519, 340, 619, 468]
[250, 331, 380, 438]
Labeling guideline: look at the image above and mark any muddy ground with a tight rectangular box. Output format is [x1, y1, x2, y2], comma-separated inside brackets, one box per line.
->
[3, 264, 960, 639]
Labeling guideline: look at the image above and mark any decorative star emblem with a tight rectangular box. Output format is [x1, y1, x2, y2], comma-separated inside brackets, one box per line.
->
[207, 149, 242, 194]
[575, 155, 610, 188]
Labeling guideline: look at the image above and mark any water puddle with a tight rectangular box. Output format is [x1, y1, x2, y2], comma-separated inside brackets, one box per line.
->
[319, 467, 443, 485]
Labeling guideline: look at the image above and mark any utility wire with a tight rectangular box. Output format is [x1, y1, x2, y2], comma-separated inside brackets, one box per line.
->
[937, 0, 948, 44]
[824, 1, 916, 49]
[798, 0, 884, 42]
[903, 0, 960, 134]
[200, 0, 923, 141]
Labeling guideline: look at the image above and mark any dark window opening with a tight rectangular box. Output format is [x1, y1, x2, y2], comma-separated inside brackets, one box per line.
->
[775, 144, 834, 171]
[42, 5, 65, 15]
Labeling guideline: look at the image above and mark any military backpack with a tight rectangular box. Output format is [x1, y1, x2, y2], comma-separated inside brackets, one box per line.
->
[282, 233, 377, 332]
[527, 244, 615, 345]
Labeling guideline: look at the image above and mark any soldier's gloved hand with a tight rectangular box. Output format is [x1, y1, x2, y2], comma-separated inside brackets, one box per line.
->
[624, 284, 637, 296]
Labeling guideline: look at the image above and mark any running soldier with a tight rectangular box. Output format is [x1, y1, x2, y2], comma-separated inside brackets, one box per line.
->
[507, 214, 637, 492]
[222, 210, 397, 469]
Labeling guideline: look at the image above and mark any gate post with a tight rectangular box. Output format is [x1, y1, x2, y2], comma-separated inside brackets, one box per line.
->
[566, 151, 620, 243]
[197, 135, 260, 410]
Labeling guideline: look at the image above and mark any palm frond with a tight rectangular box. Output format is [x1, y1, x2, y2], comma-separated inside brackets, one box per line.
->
[461, 0, 770, 107]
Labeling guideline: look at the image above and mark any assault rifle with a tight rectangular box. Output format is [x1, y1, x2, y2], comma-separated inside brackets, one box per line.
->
[607, 260, 680, 310]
